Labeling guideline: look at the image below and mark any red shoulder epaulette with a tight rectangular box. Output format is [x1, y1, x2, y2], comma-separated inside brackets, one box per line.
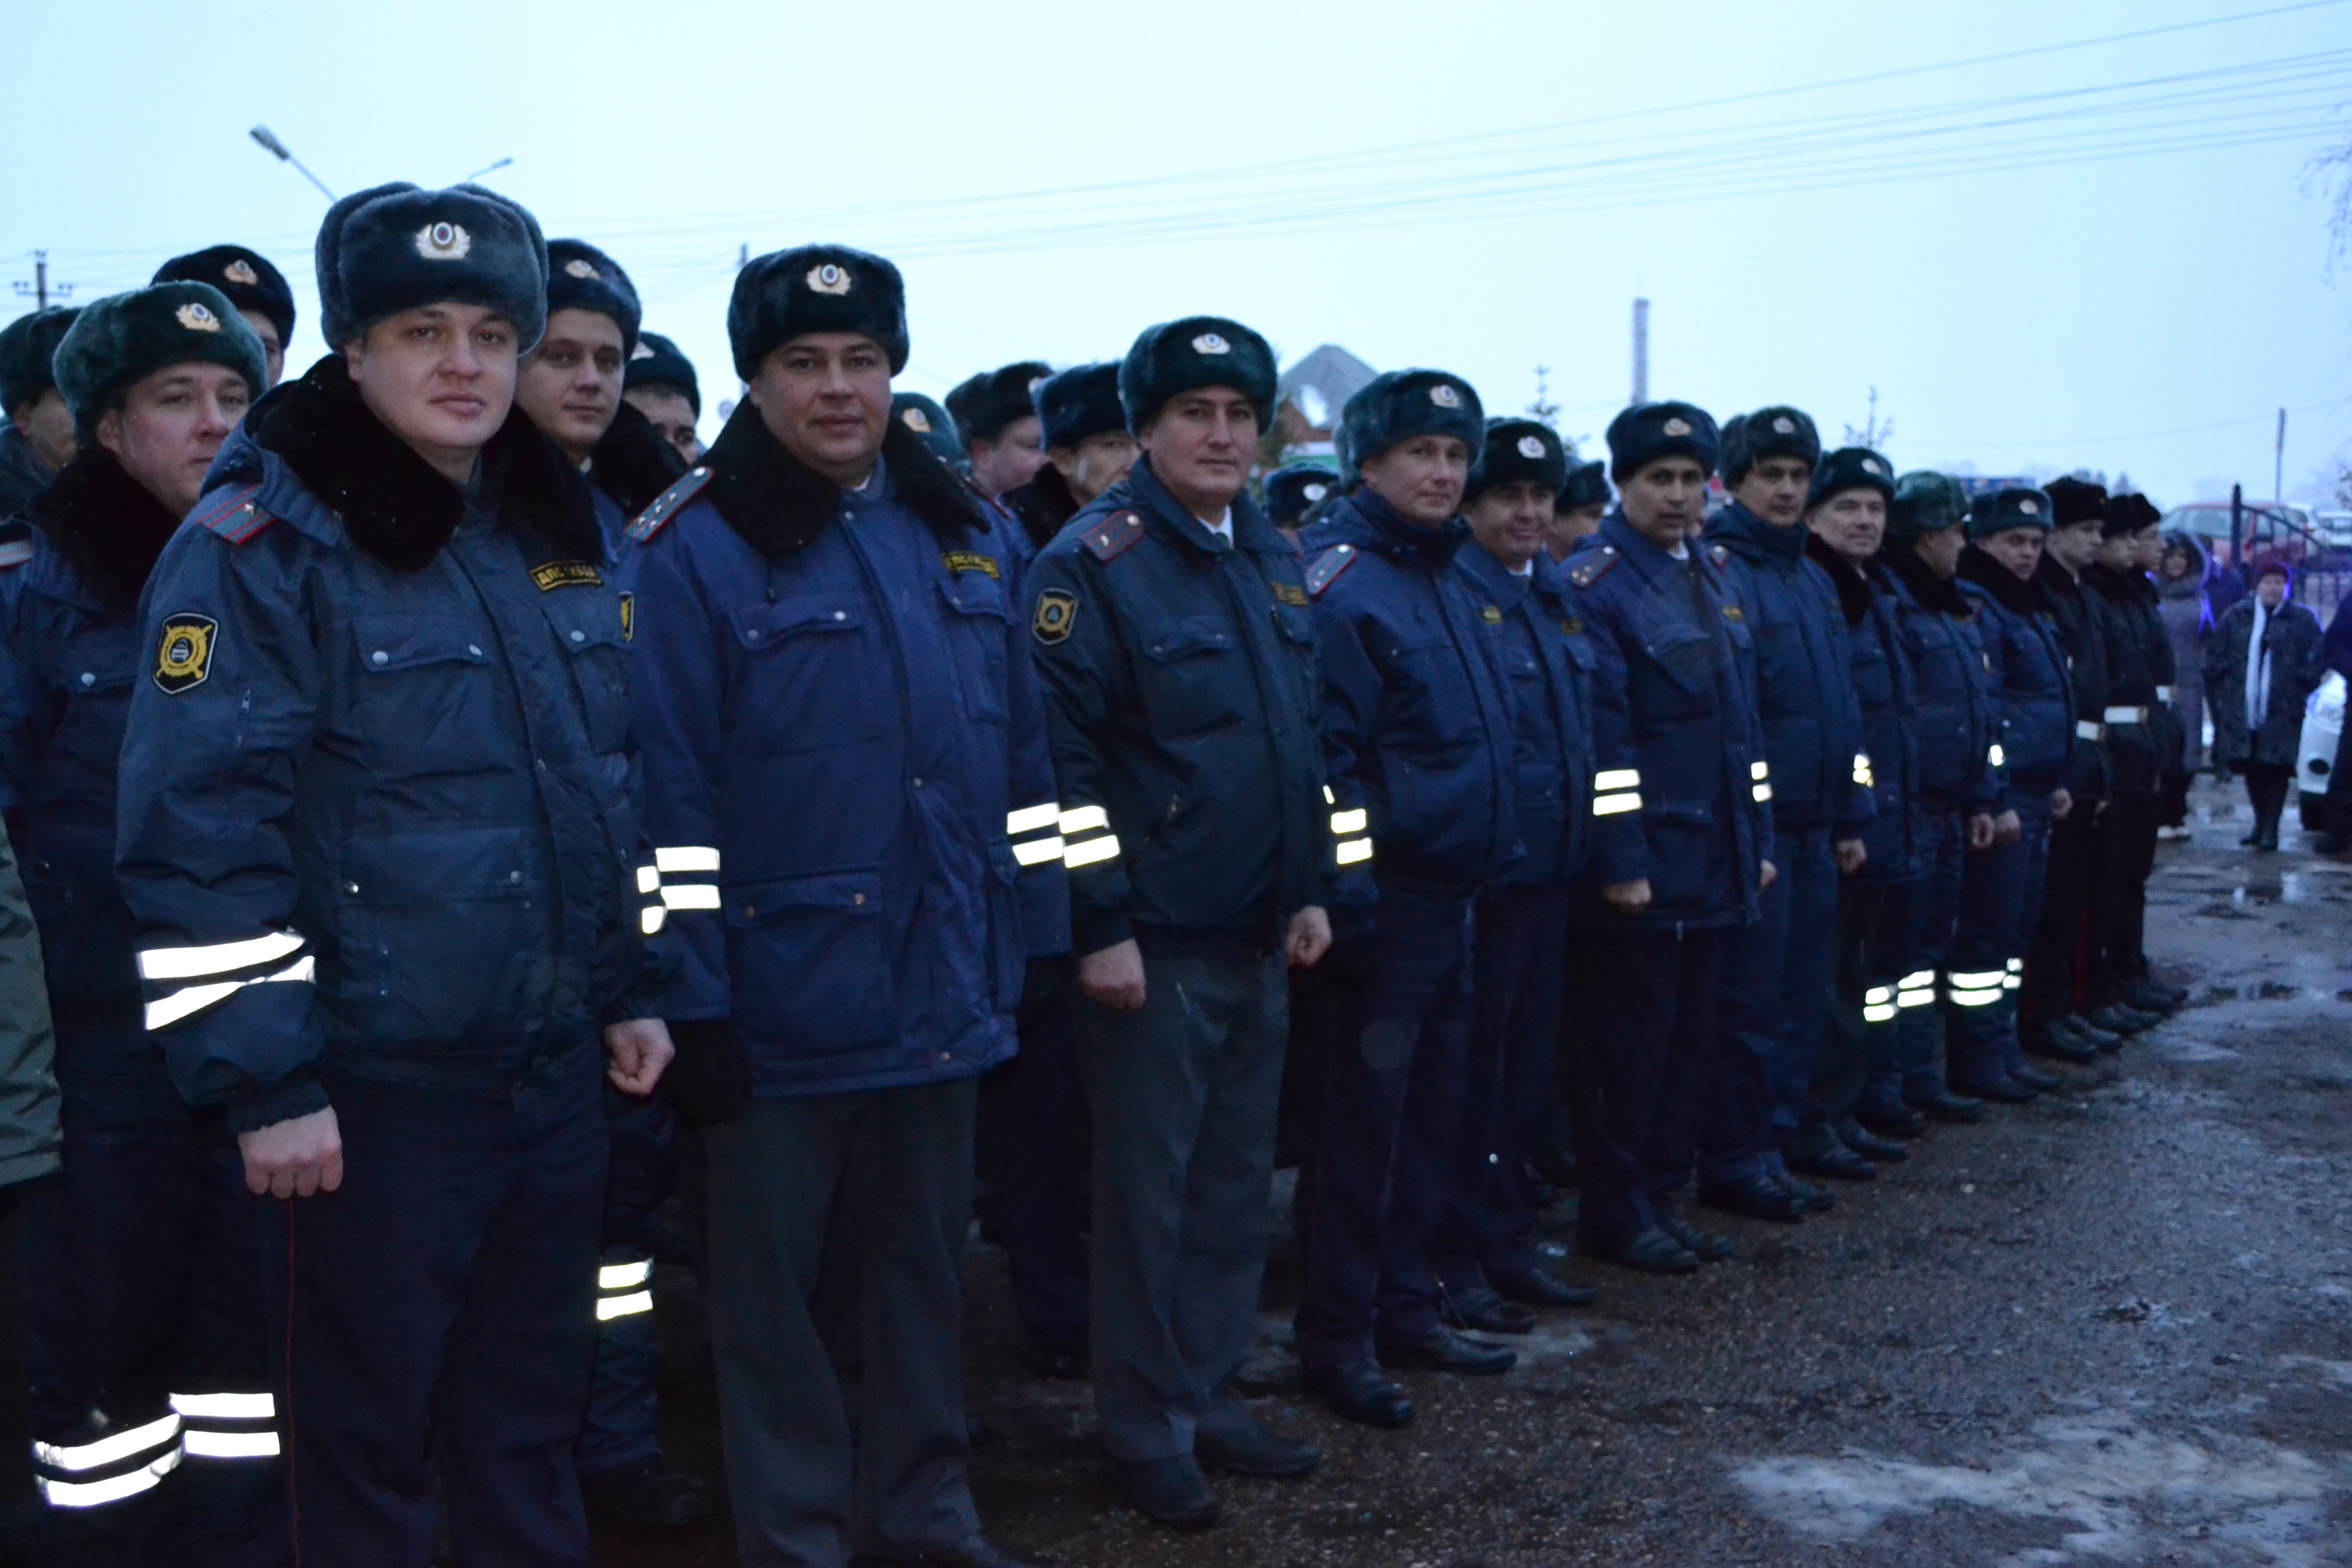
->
[1305, 543, 1357, 597]
[1081, 510, 1146, 563]
[625, 466, 713, 543]
[1567, 545, 1618, 588]
[195, 485, 274, 544]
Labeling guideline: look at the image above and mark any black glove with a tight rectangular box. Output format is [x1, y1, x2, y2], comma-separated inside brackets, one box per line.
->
[661, 1019, 751, 1130]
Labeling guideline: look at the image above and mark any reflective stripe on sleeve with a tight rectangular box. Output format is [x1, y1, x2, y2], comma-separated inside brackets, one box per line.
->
[2156, 685, 2174, 702]
[35, 1450, 180, 1508]
[180, 1430, 278, 1460]
[2102, 706, 2146, 725]
[1064, 835, 1122, 869]
[33, 1414, 181, 1474]
[598, 1292, 654, 1322]
[1594, 769, 1641, 791]
[1006, 802, 1061, 837]
[660, 885, 721, 911]
[169, 1392, 272, 1421]
[1058, 804, 1121, 868]
[2075, 720, 2106, 741]
[1852, 753, 1875, 787]
[1989, 743, 2006, 768]
[1750, 760, 1770, 781]
[600, 1260, 653, 1291]
[1336, 838, 1373, 866]
[144, 957, 313, 1032]
[137, 930, 305, 983]
[653, 846, 720, 875]
[1012, 837, 1066, 866]
[1752, 783, 1774, 803]
[1593, 791, 1642, 816]
[1329, 808, 1368, 836]
[640, 906, 666, 936]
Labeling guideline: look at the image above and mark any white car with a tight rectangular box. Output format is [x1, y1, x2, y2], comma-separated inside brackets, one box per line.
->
[2299, 671, 2344, 827]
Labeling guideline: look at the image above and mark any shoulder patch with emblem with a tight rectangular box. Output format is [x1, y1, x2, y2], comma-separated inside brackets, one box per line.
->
[941, 550, 1000, 579]
[1708, 543, 1731, 568]
[195, 484, 274, 544]
[1270, 581, 1309, 608]
[530, 560, 603, 592]
[1032, 588, 1079, 644]
[152, 614, 218, 695]
[1080, 510, 1146, 563]
[620, 593, 635, 642]
[1566, 545, 1618, 588]
[1305, 544, 1357, 597]
[625, 466, 712, 542]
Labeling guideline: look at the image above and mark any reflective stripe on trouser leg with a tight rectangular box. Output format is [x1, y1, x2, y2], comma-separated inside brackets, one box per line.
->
[598, 1255, 654, 1322]
[172, 1391, 282, 1459]
[1895, 969, 1936, 1009]
[32, 1411, 182, 1507]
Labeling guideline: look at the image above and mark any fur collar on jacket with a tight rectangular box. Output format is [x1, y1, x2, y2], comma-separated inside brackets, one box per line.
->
[589, 399, 687, 517]
[702, 397, 996, 557]
[1803, 530, 1874, 627]
[24, 448, 182, 611]
[1958, 543, 2040, 616]
[250, 355, 604, 572]
[1880, 542, 1973, 619]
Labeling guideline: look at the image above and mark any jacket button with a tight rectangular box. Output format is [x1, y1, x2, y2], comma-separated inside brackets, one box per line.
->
[747, 628, 762, 642]
[78, 672, 94, 686]
[344, 882, 360, 895]
[853, 893, 866, 905]
[742, 906, 755, 918]
[911, 777, 924, 789]
[570, 630, 585, 643]
[371, 651, 389, 665]
[938, 1051, 953, 1063]
[832, 611, 847, 621]
[468, 644, 482, 657]
[508, 870, 522, 883]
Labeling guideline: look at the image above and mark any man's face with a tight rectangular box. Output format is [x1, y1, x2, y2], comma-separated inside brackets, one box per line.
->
[1808, 487, 1886, 564]
[1047, 428, 1138, 508]
[1358, 434, 1471, 527]
[624, 386, 701, 464]
[1139, 388, 1257, 519]
[1979, 526, 2044, 581]
[13, 388, 76, 472]
[2256, 572, 2289, 608]
[747, 333, 891, 486]
[1466, 479, 1554, 570]
[237, 310, 286, 389]
[1546, 502, 1605, 561]
[95, 361, 250, 515]
[2129, 524, 2164, 572]
[967, 412, 1045, 500]
[345, 303, 519, 473]
[1619, 456, 1708, 548]
[1911, 523, 1966, 579]
[1730, 454, 1812, 527]
[517, 308, 626, 464]
[2044, 518, 2102, 572]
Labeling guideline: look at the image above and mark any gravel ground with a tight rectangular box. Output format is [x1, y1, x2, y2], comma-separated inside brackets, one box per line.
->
[602, 779, 2352, 1567]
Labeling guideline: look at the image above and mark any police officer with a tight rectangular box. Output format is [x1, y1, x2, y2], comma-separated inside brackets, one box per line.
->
[892, 391, 966, 467]
[1024, 315, 1330, 1526]
[2085, 491, 2180, 1025]
[1695, 408, 1871, 1218]
[1564, 402, 1772, 1271]
[621, 244, 1060, 1568]
[1000, 362, 1136, 554]
[1295, 368, 1519, 1428]
[514, 240, 686, 549]
[1950, 487, 2074, 1102]
[947, 360, 1052, 501]
[0, 308, 80, 522]
[114, 183, 671, 1563]
[1428, 418, 1603, 1330]
[1791, 448, 1920, 1177]
[508, 238, 706, 1537]
[1, 284, 281, 1562]
[1546, 459, 1610, 561]
[1263, 462, 1337, 536]
[624, 330, 704, 463]
[1867, 472, 2003, 1125]
[152, 245, 297, 389]
[2023, 477, 2122, 1062]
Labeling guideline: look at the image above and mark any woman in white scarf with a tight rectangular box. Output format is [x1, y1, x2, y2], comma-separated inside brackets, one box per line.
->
[2202, 561, 2325, 849]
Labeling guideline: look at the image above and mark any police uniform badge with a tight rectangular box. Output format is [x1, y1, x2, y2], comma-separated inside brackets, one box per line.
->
[1516, 435, 1546, 459]
[564, 258, 600, 280]
[530, 561, 604, 592]
[901, 406, 932, 434]
[806, 263, 851, 295]
[176, 302, 221, 333]
[620, 593, 636, 642]
[1662, 417, 1692, 437]
[224, 259, 259, 287]
[1033, 589, 1079, 645]
[153, 614, 217, 695]
[1431, 384, 1462, 409]
[1191, 333, 1230, 355]
[1772, 415, 1797, 435]
[631, 341, 655, 360]
[415, 221, 470, 260]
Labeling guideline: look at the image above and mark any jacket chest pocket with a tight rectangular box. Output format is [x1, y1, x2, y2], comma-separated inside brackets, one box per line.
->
[727, 598, 887, 754]
[49, 631, 135, 774]
[723, 867, 894, 1056]
[1140, 616, 1243, 734]
[541, 595, 635, 755]
[935, 576, 1009, 726]
[345, 613, 506, 774]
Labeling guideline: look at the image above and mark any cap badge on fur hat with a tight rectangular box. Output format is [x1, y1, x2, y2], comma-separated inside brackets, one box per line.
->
[1516, 435, 1545, 459]
[1772, 415, 1796, 434]
[1663, 416, 1691, 436]
[175, 301, 222, 333]
[415, 221, 471, 260]
[1305, 482, 1328, 502]
[630, 340, 655, 359]
[1192, 332, 1230, 355]
[2019, 497, 2040, 515]
[806, 263, 851, 296]
[224, 259, 259, 286]
[1431, 384, 1462, 408]
[1863, 457, 1884, 475]
[901, 406, 932, 433]
[564, 258, 599, 280]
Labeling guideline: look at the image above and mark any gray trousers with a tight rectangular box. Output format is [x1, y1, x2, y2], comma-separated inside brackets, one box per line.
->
[1080, 950, 1288, 1461]
[703, 1077, 983, 1568]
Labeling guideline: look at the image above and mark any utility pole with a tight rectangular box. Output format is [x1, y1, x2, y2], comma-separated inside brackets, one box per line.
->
[2275, 406, 2287, 505]
[11, 252, 73, 311]
[248, 127, 336, 201]
[1630, 297, 1650, 405]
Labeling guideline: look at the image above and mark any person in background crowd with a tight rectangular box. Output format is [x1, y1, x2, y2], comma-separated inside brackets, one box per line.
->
[1295, 368, 1520, 1428]
[1001, 362, 1136, 554]
[1024, 315, 1331, 1526]
[1950, 487, 2074, 1103]
[621, 243, 1060, 1568]
[1547, 459, 1610, 560]
[0, 308, 81, 523]
[3, 284, 267, 1563]
[2313, 580, 2352, 855]
[624, 331, 705, 464]
[1263, 461, 1337, 536]
[2203, 561, 2325, 852]
[1563, 401, 1773, 1267]
[2154, 530, 2214, 837]
[892, 391, 967, 468]
[0, 813, 59, 1561]
[948, 360, 1052, 501]
[152, 244, 297, 390]
[1793, 448, 1919, 1179]
[1429, 417, 1604, 1330]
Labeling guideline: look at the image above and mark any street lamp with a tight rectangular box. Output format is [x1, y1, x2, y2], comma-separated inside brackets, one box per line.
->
[248, 127, 336, 201]
[462, 157, 514, 183]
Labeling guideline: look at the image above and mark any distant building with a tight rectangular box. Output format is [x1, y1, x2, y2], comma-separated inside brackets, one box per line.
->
[1271, 344, 1378, 459]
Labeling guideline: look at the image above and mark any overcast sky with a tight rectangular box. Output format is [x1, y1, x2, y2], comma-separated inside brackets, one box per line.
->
[6, 0, 2349, 508]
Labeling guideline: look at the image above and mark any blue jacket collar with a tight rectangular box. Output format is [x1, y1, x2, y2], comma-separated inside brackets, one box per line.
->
[1598, 508, 1696, 581]
[1333, 487, 1469, 572]
[1126, 457, 1285, 557]
[1455, 536, 1541, 607]
[1709, 497, 1807, 565]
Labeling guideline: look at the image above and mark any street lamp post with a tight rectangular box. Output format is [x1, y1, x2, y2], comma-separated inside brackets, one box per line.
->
[248, 127, 337, 201]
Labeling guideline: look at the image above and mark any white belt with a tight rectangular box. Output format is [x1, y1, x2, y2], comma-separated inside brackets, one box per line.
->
[2102, 706, 2146, 725]
[2155, 685, 2174, 702]
[2074, 720, 2106, 741]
